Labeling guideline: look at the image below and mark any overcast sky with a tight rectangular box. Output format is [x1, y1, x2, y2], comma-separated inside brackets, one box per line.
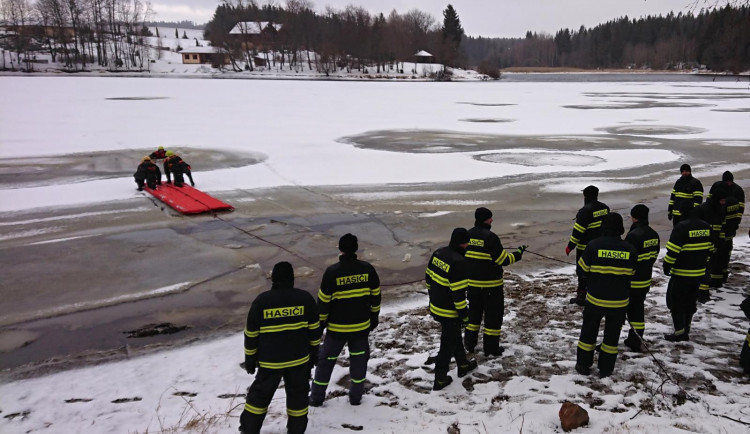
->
[151, 0, 705, 38]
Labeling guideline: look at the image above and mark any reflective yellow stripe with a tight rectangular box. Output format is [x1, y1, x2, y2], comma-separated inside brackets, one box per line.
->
[466, 324, 480, 332]
[670, 268, 706, 277]
[674, 192, 693, 198]
[258, 355, 309, 369]
[327, 320, 370, 333]
[371, 287, 381, 296]
[573, 223, 586, 232]
[330, 287, 371, 300]
[245, 348, 257, 355]
[245, 403, 268, 415]
[317, 289, 331, 303]
[426, 269, 450, 287]
[577, 257, 590, 272]
[319, 313, 328, 321]
[630, 322, 645, 330]
[451, 279, 469, 291]
[430, 303, 458, 318]
[484, 328, 501, 336]
[260, 322, 307, 333]
[589, 265, 634, 276]
[586, 293, 628, 308]
[587, 221, 602, 229]
[600, 343, 618, 354]
[308, 321, 320, 330]
[469, 278, 504, 288]
[245, 329, 259, 338]
[681, 242, 712, 251]
[370, 305, 380, 313]
[466, 251, 492, 260]
[454, 300, 468, 310]
[631, 279, 651, 289]
[666, 241, 682, 254]
[309, 339, 320, 346]
[637, 252, 658, 261]
[578, 341, 595, 351]
[287, 407, 309, 417]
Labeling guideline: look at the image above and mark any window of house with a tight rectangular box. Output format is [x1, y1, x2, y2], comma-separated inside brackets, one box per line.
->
[193, 55, 198, 60]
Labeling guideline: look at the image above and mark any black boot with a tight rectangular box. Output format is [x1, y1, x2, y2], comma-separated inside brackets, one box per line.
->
[433, 371, 453, 391]
[457, 360, 477, 377]
[664, 333, 689, 342]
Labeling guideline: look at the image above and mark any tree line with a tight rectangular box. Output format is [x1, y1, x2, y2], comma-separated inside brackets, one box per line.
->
[463, 6, 750, 75]
[204, 0, 464, 75]
[1, 0, 152, 71]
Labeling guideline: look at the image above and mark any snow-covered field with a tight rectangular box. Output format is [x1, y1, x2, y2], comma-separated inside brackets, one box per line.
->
[1, 76, 749, 433]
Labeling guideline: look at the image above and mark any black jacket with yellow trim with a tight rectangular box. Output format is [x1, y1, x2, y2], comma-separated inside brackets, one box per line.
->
[663, 214, 712, 278]
[578, 232, 637, 308]
[567, 199, 610, 252]
[668, 175, 703, 218]
[466, 223, 521, 286]
[317, 253, 380, 336]
[697, 198, 726, 249]
[624, 221, 660, 291]
[709, 180, 745, 238]
[426, 244, 469, 321]
[244, 283, 321, 369]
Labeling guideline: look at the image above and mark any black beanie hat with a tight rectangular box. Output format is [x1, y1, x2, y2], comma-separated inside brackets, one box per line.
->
[582, 185, 599, 198]
[450, 228, 470, 245]
[338, 233, 358, 254]
[602, 212, 624, 236]
[271, 261, 294, 284]
[680, 164, 691, 173]
[722, 171, 734, 182]
[630, 204, 649, 221]
[474, 207, 493, 223]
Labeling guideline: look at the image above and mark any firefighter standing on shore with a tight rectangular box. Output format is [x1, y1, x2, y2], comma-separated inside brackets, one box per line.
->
[622, 204, 660, 352]
[310, 234, 381, 407]
[426, 228, 477, 391]
[575, 213, 637, 378]
[566, 185, 610, 306]
[667, 163, 703, 227]
[464, 207, 526, 357]
[697, 187, 727, 303]
[240, 262, 321, 434]
[708, 171, 744, 287]
[663, 201, 712, 342]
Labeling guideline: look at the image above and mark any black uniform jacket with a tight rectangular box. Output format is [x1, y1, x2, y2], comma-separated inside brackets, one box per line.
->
[664, 215, 712, 278]
[317, 254, 380, 335]
[426, 245, 470, 321]
[133, 161, 161, 181]
[578, 233, 637, 309]
[625, 221, 660, 291]
[710, 180, 745, 238]
[669, 175, 703, 218]
[164, 155, 190, 175]
[698, 198, 726, 250]
[466, 223, 521, 287]
[244, 282, 321, 369]
[568, 199, 610, 252]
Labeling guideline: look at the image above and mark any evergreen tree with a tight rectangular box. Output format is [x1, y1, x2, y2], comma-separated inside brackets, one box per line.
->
[175, 28, 178, 38]
[441, 4, 464, 67]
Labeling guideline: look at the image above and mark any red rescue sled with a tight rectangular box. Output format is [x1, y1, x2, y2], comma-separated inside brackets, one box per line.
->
[145, 184, 233, 214]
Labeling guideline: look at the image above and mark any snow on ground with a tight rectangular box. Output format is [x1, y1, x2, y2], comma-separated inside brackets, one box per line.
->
[1, 239, 748, 433]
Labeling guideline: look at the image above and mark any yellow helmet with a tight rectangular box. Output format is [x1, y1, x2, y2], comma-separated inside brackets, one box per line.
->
[158, 146, 164, 150]
[142, 156, 151, 162]
[166, 151, 174, 157]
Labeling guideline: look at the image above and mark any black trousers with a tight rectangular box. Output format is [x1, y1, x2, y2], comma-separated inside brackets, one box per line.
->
[310, 332, 369, 404]
[741, 328, 750, 374]
[625, 289, 648, 340]
[576, 303, 626, 375]
[464, 285, 504, 353]
[435, 317, 468, 376]
[666, 275, 700, 336]
[240, 364, 310, 434]
[712, 238, 733, 285]
[134, 176, 157, 190]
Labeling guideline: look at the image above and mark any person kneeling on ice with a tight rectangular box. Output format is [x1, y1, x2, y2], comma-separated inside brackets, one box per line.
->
[133, 156, 162, 191]
[426, 228, 478, 391]
[163, 151, 195, 187]
[240, 262, 321, 434]
[149, 145, 167, 160]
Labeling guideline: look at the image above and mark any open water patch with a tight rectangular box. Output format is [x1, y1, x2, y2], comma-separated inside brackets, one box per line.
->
[459, 118, 516, 123]
[106, 97, 169, 101]
[597, 125, 707, 135]
[457, 102, 516, 107]
[564, 101, 714, 110]
[710, 108, 750, 112]
[473, 151, 604, 167]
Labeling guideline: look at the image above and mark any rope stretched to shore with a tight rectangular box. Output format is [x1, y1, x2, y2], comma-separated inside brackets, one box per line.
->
[524, 249, 577, 266]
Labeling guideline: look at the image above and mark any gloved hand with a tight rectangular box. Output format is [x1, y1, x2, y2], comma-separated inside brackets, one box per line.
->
[667, 212, 672, 221]
[244, 356, 256, 375]
[461, 316, 469, 328]
[516, 245, 528, 256]
[369, 315, 379, 332]
[565, 246, 572, 256]
[663, 263, 672, 276]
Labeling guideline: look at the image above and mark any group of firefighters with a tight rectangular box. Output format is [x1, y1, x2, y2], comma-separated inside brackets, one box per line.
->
[132, 146, 195, 190]
[239, 164, 746, 434]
